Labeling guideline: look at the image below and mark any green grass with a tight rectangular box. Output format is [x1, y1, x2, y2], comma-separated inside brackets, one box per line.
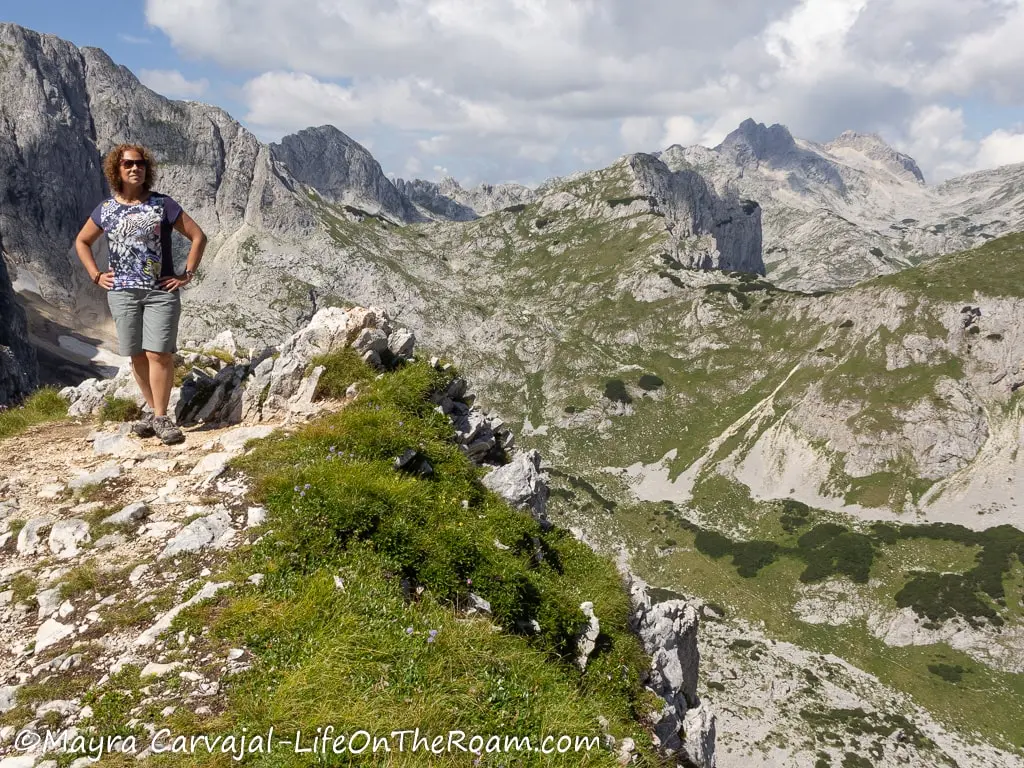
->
[9, 572, 36, 603]
[871, 232, 1024, 300]
[59, 560, 107, 600]
[0, 388, 68, 440]
[310, 346, 378, 400]
[604, 499, 1024, 752]
[74, 358, 670, 767]
[99, 395, 142, 424]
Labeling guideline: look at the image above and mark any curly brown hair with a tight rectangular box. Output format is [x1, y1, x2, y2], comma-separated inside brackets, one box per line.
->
[102, 143, 158, 196]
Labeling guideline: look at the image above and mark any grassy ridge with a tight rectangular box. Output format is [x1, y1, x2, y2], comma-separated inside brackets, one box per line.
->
[871, 232, 1024, 299]
[72, 355, 668, 767]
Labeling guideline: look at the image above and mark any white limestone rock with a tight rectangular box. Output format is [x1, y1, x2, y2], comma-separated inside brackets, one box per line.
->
[48, 519, 90, 559]
[158, 509, 233, 559]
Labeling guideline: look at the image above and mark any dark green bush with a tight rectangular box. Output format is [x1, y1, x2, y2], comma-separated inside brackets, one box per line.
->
[638, 374, 664, 391]
[798, 523, 848, 550]
[927, 663, 966, 683]
[603, 379, 632, 404]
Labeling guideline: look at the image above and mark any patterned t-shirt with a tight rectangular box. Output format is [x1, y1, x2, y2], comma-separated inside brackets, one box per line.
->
[90, 193, 182, 291]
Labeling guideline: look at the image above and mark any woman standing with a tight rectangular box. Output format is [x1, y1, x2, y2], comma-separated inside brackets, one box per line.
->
[75, 144, 207, 445]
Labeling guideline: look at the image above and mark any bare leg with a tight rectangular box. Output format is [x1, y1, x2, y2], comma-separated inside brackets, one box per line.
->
[146, 351, 175, 417]
[130, 353, 155, 411]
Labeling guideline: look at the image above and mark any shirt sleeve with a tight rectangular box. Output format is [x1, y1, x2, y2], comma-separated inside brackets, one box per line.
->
[163, 196, 182, 225]
[89, 202, 105, 229]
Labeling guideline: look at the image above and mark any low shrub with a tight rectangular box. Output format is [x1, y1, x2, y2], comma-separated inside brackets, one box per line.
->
[603, 379, 632, 404]
[99, 396, 142, 423]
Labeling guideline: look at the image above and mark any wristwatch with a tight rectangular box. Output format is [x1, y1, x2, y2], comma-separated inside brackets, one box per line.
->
[184, 269, 195, 282]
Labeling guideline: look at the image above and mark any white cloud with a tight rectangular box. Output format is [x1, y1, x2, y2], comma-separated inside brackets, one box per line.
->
[139, 69, 209, 99]
[620, 117, 662, 152]
[144, 0, 1024, 184]
[118, 34, 152, 45]
[899, 104, 1024, 181]
[402, 156, 423, 177]
[661, 116, 705, 148]
[976, 129, 1024, 168]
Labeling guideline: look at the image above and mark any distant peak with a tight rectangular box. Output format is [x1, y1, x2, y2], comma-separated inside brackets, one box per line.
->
[715, 118, 797, 162]
[829, 130, 888, 148]
[825, 130, 925, 184]
[293, 124, 357, 144]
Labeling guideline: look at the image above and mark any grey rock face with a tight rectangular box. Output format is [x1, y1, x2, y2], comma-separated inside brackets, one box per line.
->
[48, 518, 90, 559]
[0, 24, 106, 314]
[159, 508, 232, 559]
[661, 118, 1024, 291]
[394, 175, 536, 221]
[627, 153, 764, 274]
[826, 130, 925, 184]
[0, 254, 37, 406]
[0, 22, 320, 338]
[716, 118, 845, 192]
[626, 572, 715, 766]
[481, 449, 549, 524]
[272, 125, 413, 223]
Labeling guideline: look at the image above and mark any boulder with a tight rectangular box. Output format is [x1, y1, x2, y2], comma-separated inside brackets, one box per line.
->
[481, 449, 550, 528]
[158, 509, 233, 559]
[48, 518, 90, 559]
[102, 501, 149, 525]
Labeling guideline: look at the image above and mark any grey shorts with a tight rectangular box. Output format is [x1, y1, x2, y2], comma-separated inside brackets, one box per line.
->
[107, 288, 182, 356]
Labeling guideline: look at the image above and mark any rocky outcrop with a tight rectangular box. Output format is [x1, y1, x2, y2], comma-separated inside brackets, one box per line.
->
[482, 449, 550, 528]
[715, 119, 846, 192]
[271, 126, 413, 223]
[0, 24, 106, 314]
[0, 254, 37, 406]
[626, 573, 716, 768]
[627, 153, 764, 274]
[0, 23, 324, 336]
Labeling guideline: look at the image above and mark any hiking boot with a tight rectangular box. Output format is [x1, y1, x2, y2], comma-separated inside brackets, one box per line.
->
[152, 415, 185, 445]
[131, 412, 155, 438]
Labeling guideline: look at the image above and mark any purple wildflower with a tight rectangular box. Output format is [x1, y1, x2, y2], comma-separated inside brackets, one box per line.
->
[405, 626, 414, 635]
[466, 578, 472, 586]
[427, 629, 438, 643]
[304, 483, 311, 489]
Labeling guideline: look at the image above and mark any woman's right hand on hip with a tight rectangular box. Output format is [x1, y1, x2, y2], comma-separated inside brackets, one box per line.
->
[97, 271, 114, 290]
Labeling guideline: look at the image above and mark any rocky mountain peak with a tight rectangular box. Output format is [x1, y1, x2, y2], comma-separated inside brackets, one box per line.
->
[438, 175, 463, 194]
[825, 130, 926, 184]
[270, 125, 413, 223]
[715, 118, 798, 164]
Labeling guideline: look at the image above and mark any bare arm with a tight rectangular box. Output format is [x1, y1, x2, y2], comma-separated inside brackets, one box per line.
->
[160, 211, 208, 291]
[75, 218, 113, 289]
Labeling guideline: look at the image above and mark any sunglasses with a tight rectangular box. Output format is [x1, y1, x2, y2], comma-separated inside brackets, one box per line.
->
[120, 159, 147, 169]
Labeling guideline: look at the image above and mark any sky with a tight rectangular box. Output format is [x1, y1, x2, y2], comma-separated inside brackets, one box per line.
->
[2, 0, 1024, 187]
